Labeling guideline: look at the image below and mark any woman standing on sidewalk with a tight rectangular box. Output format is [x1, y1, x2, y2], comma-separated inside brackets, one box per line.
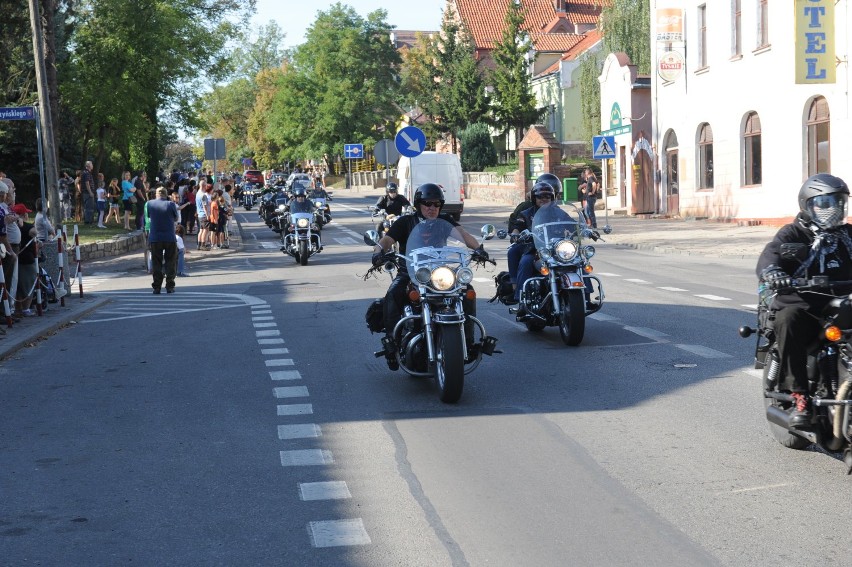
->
[121, 171, 134, 230]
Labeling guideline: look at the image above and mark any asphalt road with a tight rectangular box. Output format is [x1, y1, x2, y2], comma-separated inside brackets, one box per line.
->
[0, 193, 848, 566]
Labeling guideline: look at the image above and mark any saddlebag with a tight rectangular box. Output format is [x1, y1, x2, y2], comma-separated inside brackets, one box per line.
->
[365, 298, 385, 334]
[489, 271, 514, 304]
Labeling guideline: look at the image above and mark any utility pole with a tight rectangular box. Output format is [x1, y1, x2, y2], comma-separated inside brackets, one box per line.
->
[28, 0, 61, 226]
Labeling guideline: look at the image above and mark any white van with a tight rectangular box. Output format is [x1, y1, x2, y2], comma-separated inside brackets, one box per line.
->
[397, 151, 464, 220]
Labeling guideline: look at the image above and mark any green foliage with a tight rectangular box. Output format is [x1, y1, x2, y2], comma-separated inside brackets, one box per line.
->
[460, 123, 497, 172]
[601, 0, 651, 74]
[489, 1, 541, 148]
[483, 160, 519, 176]
[579, 55, 603, 141]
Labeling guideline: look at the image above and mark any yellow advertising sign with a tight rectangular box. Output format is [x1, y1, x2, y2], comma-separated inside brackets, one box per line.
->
[656, 8, 684, 42]
[795, 0, 835, 84]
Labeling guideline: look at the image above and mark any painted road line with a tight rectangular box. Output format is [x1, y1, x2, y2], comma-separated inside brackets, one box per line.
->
[624, 326, 670, 340]
[260, 242, 279, 249]
[333, 237, 358, 245]
[742, 304, 758, 310]
[299, 481, 351, 501]
[675, 344, 733, 358]
[256, 330, 281, 337]
[280, 449, 333, 466]
[589, 312, 619, 322]
[595, 272, 621, 277]
[258, 338, 285, 345]
[694, 294, 731, 301]
[253, 322, 277, 328]
[658, 286, 688, 292]
[308, 519, 370, 548]
[278, 424, 321, 440]
[625, 278, 651, 284]
[278, 403, 313, 416]
[270, 370, 301, 381]
[261, 348, 289, 355]
[265, 359, 294, 367]
[273, 386, 309, 398]
[252, 316, 275, 321]
[252, 309, 272, 315]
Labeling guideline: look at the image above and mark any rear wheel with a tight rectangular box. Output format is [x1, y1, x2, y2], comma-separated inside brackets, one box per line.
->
[299, 240, 309, 266]
[558, 291, 586, 346]
[763, 354, 811, 449]
[435, 325, 464, 403]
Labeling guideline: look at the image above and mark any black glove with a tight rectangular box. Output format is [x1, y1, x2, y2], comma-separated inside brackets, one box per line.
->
[372, 252, 384, 268]
[473, 246, 489, 262]
[761, 265, 792, 290]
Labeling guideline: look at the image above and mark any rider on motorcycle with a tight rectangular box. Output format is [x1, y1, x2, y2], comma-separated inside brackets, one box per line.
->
[371, 183, 487, 369]
[507, 173, 560, 232]
[757, 173, 852, 426]
[373, 183, 412, 233]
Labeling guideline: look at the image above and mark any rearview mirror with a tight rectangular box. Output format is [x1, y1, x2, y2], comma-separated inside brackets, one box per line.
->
[364, 230, 380, 246]
[480, 224, 496, 240]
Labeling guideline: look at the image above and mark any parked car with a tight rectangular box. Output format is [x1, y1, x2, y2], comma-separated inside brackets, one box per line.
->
[243, 169, 264, 185]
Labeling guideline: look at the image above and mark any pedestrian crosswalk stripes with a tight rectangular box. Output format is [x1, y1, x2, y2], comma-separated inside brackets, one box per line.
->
[82, 291, 262, 323]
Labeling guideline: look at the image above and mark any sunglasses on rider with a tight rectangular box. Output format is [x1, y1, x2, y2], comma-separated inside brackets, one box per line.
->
[420, 201, 441, 208]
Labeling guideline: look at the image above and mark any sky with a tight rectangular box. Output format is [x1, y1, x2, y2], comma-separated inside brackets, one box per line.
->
[250, 0, 446, 50]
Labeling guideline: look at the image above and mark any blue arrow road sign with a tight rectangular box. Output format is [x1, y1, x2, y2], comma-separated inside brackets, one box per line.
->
[395, 126, 426, 158]
[592, 135, 616, 159]
[344, 143, 364, 159]
[0, 106, 35, 121]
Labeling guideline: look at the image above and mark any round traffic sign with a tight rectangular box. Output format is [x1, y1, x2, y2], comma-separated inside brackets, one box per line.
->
[394, 126, 426, 158]
[374, 139, 400, 165]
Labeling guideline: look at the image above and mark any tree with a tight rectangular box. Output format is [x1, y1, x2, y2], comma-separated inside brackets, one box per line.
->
[579, 54, 603, 144]
[489, 1, 541, 151]
[601, 0, 651, 74]
[460, 122, 497, 171]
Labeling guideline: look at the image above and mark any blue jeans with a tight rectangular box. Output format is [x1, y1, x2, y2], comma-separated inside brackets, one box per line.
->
[515, 253, 537, 301]
[584, 196, 597, 228]
[507, 243, 524, 284]
[177, 248, 186, 274]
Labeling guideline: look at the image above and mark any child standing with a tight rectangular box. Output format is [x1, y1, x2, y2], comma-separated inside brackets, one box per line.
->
[176, 225, 189, 276]
[96, 180, 107, 228]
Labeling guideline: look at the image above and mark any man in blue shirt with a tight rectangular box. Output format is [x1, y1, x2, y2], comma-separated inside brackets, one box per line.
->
[147, 187, 179, 294]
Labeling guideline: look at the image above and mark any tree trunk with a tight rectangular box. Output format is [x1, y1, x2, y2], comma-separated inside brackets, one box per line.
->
[41, 0, 59, 149]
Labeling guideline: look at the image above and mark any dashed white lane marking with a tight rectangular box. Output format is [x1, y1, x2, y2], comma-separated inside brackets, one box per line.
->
[300, 481, 351, 501]
[473, 277, 491, 283]
[280, 449, 333, 466]
[676, 344, 733, 358]
[694, 294, 731, 301]
[625, 278, 651, 284]
[274, 386, 309, 398]
[278, 403, 313, 416]
[270, 370, 301, 380]
[253, 322, 277, 328]
[308, 519, 370, 548]
[742, 303, 758, 310]
[333, 237, 358, 245]
[266, 358, 294, 367]
[595, 272, 621, 277]
[258, 338, 285, 345]
[624, 326, 670, 340]
[256, 329, 281, 337]
[278, 423, 321, 439]
[658, 286, 688, 292]
[261, 348, 289, 355]
[252, 316, 275, 321]
[589, 312, 619, 322]
[252, 310, 272, 315]
[260, 242, 279, 249]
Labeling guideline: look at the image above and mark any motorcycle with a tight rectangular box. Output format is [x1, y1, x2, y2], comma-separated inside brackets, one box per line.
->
[495, 201, 610, 346]
[372, 205, 413, 239]
[364, 220, 500, 403]
[281, 198, 322, 266]
[312, 196, 331, 228]
[740, 274, 852, 473]
[242, 183, 256, 209]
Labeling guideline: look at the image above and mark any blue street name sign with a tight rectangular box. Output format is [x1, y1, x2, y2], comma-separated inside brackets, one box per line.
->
[0, 106, 35, 121]
[344, 143, 364, 159]
[592, 135, 616, 159]
[395, 126, 426, 158]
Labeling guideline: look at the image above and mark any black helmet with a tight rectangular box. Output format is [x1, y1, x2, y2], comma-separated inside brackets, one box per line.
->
[798, 174, 849, 229]
[536, 173, 561, 196]
[531, 181, 555, 202]
[294, 187, 307, 198]
[413, 183, 445, 208]
[386, 182, 398, 194]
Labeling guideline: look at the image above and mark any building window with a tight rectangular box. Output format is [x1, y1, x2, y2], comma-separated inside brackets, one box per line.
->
[743, 112, 761, 186]
[698, 5, 708, 68]
[757, 0, 769, 48]
[807, 97, 830, 175]
[698, 123, 714, 190]
[731, 0, 741, 57]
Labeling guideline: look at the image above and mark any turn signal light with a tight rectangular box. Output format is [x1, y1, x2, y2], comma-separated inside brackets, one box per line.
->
[825, 325, 842, 342]
[408, 289, 421, 303]
[540, 266, 550, 275]
[584, 264, 593, 273]
[572, 281, 585, 287]
[465, 289, 477, 300]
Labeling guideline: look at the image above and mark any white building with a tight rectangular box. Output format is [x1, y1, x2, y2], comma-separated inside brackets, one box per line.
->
[651, 0, 851, 222]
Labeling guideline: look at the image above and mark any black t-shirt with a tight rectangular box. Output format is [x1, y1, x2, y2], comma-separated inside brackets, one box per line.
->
[18, 222, 37, 265]
[386, 213, 459, 255]
[376, 195, 411, 216]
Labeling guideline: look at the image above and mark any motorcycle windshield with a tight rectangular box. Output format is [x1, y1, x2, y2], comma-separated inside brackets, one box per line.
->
[405, 218, 465, 280]
[290, 199, 313, 214]
[531, 202, 581, 253]
[313, 197, 327, 208]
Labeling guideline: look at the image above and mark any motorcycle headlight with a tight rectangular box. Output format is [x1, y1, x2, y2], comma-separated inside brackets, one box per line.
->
[555, 239, 578, 261]
[456, 267, 473, 285]
[583, 245, 596, 259]
[431, 267, 456, 290]
[415, 267, 432, 284]
[296, 218, 308, 228]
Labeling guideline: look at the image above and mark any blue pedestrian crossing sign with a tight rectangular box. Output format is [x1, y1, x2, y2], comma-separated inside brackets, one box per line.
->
[592, 135, 616, 159]
[395, 126, 426, 158]
[344, 143, 364, 159]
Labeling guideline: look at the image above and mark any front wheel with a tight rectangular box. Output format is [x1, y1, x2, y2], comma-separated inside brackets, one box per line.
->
[435, 325, 465, 403]
[299, 240, 309, 266]
[558, 291, 586, 346]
